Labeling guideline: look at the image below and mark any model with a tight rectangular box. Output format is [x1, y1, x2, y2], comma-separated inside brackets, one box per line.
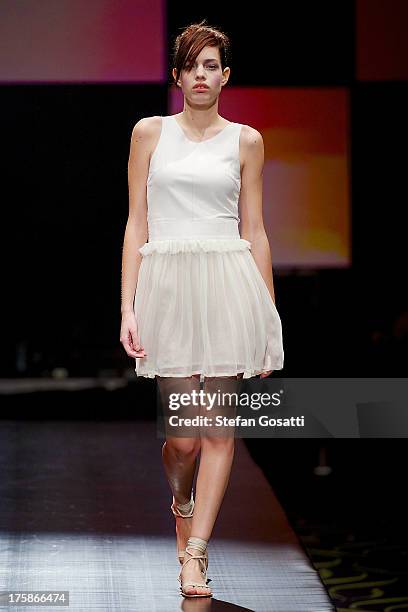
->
[120, 19, 284, 598]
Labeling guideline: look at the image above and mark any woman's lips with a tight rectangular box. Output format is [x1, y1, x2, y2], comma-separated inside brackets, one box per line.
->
[193, 85, 209, 90]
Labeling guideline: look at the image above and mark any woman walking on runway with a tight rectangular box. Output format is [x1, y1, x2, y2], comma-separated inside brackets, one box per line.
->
[120, 19, 284, 598]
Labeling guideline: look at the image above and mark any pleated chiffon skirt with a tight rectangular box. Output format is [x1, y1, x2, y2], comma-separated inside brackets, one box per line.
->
[134, 238, 284, 380]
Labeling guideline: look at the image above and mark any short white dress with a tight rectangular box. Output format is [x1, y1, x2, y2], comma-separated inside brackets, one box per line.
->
[134, 115, 284, 382]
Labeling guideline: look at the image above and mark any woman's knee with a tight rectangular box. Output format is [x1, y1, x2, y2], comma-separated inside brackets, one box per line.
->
[165, 437, 201, 459]
[200, 434, 235, 452]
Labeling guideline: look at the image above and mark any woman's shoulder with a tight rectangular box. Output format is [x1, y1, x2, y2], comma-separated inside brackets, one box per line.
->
[130, 117, 163, 160]
[237, 123, 264, 171]
[239, 122, 263, 144]
[132, 115, 162, 138]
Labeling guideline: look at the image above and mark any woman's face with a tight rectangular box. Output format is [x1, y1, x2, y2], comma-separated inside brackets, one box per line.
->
[173, 46, 229, 100]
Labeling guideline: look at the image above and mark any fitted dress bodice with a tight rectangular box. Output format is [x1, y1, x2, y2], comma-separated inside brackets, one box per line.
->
[142, 115, 245, 248]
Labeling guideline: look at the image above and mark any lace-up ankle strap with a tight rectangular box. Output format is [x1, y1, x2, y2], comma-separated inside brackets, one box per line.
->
[171, 490, 195, 518]
[185, 536, 208, 555]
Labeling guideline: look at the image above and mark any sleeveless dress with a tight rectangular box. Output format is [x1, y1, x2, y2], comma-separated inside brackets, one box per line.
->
[134, 115, 284, 382]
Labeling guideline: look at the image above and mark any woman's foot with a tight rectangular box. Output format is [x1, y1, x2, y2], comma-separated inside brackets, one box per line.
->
[178, 538, 212, 598]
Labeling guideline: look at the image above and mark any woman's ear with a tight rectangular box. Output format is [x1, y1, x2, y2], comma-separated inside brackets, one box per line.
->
[172, 68, 179, 86]
[222, 66, 231, 86]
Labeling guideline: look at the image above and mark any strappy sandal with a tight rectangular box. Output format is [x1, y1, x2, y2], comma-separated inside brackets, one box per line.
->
[170, 491, 208, 570]
[178, 536, 212, 598]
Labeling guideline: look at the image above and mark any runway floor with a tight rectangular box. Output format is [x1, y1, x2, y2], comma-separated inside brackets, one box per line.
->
[0, 420, 335, 611]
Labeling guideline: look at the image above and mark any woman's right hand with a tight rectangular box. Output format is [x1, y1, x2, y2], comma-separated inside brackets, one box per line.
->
[120, 311, 147, 359]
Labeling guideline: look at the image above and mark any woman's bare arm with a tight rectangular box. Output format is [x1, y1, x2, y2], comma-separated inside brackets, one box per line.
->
[238, 126, 276, 304]
[121, 118, 152, 316]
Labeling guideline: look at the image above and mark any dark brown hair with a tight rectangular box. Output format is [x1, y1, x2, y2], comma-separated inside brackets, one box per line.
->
[171, 19, 230, 86]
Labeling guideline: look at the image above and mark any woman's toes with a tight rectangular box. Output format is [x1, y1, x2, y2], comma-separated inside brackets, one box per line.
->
[186, 586, 210, 596]
[196, 586, 211, 595]
[185, 586, 197, 595]
[182, 580, 211, 596]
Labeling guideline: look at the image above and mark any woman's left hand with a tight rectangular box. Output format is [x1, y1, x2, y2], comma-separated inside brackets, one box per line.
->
[260, 370, 273, 378]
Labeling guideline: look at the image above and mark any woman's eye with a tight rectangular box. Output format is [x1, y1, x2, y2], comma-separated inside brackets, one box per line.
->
[187, 64, 218, 71]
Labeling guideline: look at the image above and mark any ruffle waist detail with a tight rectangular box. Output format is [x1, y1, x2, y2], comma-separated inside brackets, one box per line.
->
[139, 237, 252, 256]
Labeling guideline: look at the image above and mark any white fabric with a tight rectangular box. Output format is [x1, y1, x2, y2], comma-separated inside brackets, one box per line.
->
[134, 115, 284, 381]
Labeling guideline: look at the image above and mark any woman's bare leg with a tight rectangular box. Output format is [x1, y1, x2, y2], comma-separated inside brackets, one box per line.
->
[180, 373, 243, 595]
[158, 375, 201, 563]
